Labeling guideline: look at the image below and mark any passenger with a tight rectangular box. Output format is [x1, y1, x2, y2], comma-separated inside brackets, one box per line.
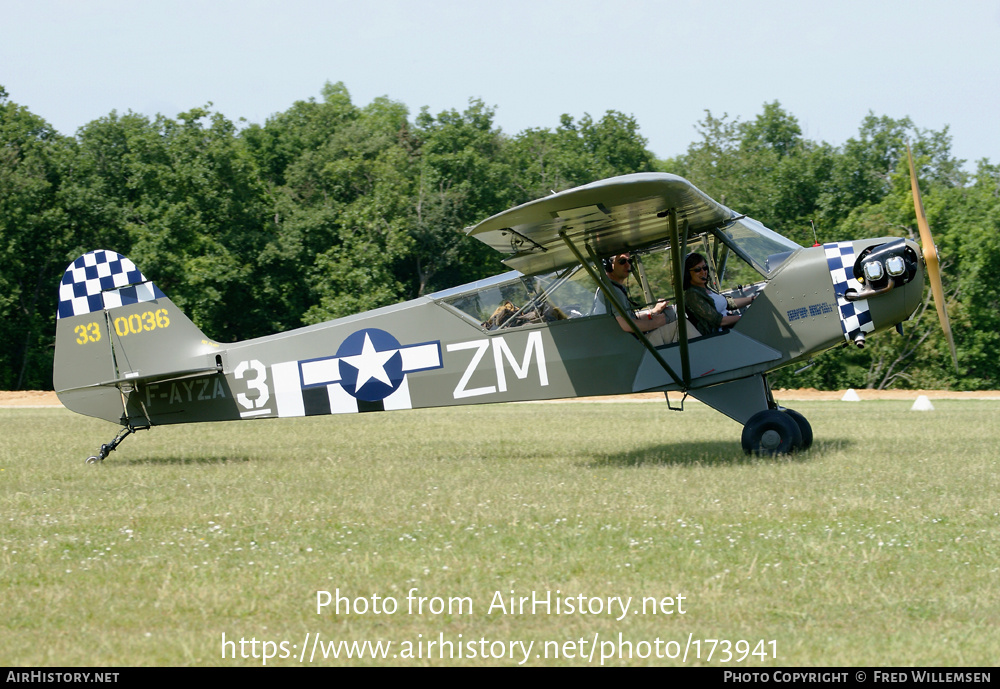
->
[683, 252, 756, 336]
[593, 253, 679, 346]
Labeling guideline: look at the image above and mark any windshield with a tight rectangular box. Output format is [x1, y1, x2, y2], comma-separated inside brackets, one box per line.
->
[716, 217, 801, 276]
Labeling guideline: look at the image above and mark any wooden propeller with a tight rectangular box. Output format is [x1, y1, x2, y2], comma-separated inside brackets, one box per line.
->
[906, 143, 958, 369]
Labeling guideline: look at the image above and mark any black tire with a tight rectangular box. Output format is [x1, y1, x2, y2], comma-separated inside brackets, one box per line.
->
[741, 409, 803, 456]
[781, 408, 813, 451]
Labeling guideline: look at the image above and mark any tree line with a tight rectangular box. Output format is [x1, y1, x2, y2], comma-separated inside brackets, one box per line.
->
[1, 83, 997, 391]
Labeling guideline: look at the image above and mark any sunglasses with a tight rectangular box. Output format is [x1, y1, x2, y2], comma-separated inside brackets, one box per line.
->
[690, 265, 709, 273]
[617, 258, 632, 266]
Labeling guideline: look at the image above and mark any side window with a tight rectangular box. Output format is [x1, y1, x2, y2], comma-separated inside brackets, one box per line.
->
[534, 266, 598, 320]
[712, 236, 766, 297]
[440, 266, 599, 331]
[443, 279, 534, 327]
[636, 240, 713, 303]
[634, 247, 677, 304]
[638, 236, 762, 303]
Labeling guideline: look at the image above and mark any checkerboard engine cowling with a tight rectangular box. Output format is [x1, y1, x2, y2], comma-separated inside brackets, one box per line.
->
[824, 241, 875, 342]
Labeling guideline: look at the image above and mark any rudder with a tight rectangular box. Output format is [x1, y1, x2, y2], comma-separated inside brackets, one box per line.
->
[53, 250, 220, 424]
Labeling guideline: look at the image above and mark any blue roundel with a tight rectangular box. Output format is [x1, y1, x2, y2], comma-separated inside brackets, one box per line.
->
[336, 328, 405, 402]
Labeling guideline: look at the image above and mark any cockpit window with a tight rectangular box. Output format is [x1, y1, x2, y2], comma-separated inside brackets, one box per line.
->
[434, 215, 799, 331]
[434, 265, 597, 330]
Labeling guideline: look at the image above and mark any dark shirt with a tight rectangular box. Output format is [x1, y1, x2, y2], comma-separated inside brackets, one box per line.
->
[684, 285, 735, 336]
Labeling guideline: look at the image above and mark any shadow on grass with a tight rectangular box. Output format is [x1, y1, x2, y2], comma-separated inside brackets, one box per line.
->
[114, 454, 257, 466]
[105, 438, 855, 468]
[586, 438, 853, 468]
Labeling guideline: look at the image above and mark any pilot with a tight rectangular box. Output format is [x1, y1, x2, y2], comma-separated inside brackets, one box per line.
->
[593, 253, 678, 346]
[683, 252, 756, 336]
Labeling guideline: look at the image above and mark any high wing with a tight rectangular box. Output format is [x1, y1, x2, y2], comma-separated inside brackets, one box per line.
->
[466, 173, 734, 275]
[467, 172, 738, 387]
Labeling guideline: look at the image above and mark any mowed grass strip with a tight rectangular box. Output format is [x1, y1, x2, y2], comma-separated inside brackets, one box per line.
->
[2, 400, 998, 666]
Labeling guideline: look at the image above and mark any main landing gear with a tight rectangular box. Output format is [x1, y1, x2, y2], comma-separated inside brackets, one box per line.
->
[85, 425, 148, 464]
[741, 408, 813, 456]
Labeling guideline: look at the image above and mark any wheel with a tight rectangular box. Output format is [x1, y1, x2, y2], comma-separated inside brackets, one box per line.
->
[741, 409, 803, 456]
[85, 455, 101, 464]
[781, 408, 813, 451]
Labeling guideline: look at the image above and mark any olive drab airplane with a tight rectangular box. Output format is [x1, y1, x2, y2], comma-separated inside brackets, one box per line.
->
[54, 147, 953, 462]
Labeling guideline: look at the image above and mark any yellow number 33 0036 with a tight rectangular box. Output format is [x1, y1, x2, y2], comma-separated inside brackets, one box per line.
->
[74, 322, 103, 345]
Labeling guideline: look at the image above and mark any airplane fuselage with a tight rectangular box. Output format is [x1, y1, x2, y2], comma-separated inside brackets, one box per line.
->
[57, 237, 922, 428]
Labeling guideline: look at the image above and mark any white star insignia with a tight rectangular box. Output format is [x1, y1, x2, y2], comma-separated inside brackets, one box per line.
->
[340, 333, 397, 389]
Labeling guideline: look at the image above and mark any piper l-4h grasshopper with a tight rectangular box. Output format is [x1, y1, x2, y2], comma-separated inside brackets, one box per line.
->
[54, 148, 952, 461]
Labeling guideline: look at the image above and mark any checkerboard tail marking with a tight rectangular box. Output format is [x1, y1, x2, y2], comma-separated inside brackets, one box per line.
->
[57, 249, 166, 319]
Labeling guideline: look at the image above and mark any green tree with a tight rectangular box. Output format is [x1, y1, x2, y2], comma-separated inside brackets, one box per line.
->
[0, 87, 78, 388]
[243, 81, 359, 187]
[931, 159, 1000, 388]
[575, 110, 655, 178]
[507, 110, 655, 201]
[504, 121, 587, 201]
[817, 113, 913, 227]
[256, 88, 418, 323]
[73, 106, 274, 341]
[673, 103, 835, 246]
[408, 99, 513, 295]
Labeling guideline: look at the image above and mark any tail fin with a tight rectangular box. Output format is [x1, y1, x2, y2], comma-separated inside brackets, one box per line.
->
[53, 250, 221, 424]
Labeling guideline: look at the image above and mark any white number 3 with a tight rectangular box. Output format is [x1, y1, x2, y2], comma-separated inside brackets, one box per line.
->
[234, 360, 270, 410]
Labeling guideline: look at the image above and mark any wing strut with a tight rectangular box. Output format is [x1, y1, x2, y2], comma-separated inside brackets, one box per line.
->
[557, 228, 688, 391]
[664, 210, 692, 386]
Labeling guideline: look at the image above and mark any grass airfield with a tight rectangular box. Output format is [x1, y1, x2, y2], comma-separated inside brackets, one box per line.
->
[2, 398, 998, 666]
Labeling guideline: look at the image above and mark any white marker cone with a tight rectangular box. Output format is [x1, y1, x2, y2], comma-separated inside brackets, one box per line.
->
[911, 395, 935, 411]
[841, 388, 861, 402]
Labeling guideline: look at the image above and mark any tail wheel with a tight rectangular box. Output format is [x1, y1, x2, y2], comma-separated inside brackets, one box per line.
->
[741, 409, 803, 456]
